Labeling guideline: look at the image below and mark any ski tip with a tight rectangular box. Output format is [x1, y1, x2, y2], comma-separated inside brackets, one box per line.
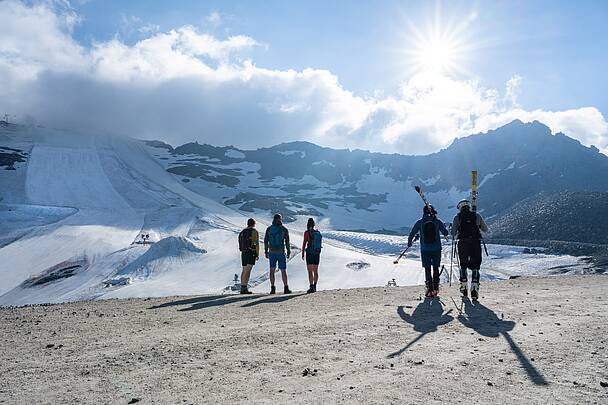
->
[414, 185, 421, 192]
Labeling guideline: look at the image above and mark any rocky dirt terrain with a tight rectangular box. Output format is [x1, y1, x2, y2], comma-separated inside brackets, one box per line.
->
[1, 275, 608, 404]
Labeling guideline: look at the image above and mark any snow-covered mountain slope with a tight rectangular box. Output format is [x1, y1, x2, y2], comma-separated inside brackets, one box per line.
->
[145, 120, 608, 232]
[0, 124, 428, 305]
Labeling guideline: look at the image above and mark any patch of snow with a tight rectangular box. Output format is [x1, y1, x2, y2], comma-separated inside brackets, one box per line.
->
[278, 150, 306, 158]
[420, 175, 440, 186]
[225, 149, 245, 159]
[312, 160, 336, 167]
[479, 172, 499, 188]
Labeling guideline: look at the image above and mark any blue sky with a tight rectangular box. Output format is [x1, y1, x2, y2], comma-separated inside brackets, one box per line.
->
[70, 0, 608, 113]
[1, 0, 607, 154]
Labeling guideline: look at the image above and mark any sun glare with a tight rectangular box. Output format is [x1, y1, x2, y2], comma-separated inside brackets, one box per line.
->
[393, 5, 483, 78]
[416, 38, 458, 72]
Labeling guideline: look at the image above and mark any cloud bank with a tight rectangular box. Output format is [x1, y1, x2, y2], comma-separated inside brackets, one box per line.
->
[1, 0, 607, 154]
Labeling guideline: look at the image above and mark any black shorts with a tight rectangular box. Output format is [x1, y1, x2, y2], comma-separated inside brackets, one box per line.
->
[305, 252, 320, 265]
[241, 250, 257, 266]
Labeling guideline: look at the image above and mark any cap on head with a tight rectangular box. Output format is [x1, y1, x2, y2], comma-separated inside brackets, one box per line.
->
[457, 199, 470, 211]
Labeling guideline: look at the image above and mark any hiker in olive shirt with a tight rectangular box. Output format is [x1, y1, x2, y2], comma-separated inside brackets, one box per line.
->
[238, 218, 260, 294]
[264, 214, 291, 294]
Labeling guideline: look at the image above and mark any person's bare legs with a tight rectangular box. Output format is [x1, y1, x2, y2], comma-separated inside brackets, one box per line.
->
[280, 269, 288, 286]
[240, 264, 253, 286]
[269, 267, 276, 287]
[312, 264, 319, 285]
[307, 264, 314, 285]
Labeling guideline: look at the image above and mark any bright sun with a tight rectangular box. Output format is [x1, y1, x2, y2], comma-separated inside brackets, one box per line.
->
[416, 38, 458, 72]
[397, 6, 480, 77]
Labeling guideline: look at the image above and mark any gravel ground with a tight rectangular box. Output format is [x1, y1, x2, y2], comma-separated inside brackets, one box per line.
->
[1, 275, 608, 404]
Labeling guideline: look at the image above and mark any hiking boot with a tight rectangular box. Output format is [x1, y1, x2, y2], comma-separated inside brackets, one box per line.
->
[240, 286, 252, 295]
[425, 288, 433, 298]
[312, 283, 317, 293]
[307, 285, 315, 294]
[284, 285, 292, 294]
[270, 286, 276, 295]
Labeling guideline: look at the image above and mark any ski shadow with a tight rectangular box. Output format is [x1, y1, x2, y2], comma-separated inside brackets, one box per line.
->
[458, 299, 548, 386]
[148, 294, 259, 311]
[387, 298, 453, 358]
[241, 293, 305, 307]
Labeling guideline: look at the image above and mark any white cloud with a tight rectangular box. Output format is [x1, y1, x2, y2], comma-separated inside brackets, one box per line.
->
[0, 0, 607, 155]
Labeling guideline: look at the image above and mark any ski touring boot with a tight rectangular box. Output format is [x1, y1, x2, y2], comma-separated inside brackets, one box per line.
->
[270, 285, 276, 295]
[470, 282, 479, 301]
[424, 282, 434, 298]
[240, 285, 252, 295]
[459, 281, 468, 298]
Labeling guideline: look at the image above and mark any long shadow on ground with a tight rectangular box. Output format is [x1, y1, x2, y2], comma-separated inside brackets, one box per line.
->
[241, 293, 305, 307]
[458, 299, 548, 386]
[387, 298, 454, 358]
[149, 294, 259, 311]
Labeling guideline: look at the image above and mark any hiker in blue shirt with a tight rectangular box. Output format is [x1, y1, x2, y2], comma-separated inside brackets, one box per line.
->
[264, 214, 291, 294]
[408, 205, 449, 297]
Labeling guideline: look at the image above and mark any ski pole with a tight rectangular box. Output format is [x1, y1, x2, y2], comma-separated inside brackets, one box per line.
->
[393, 234, 419, 264]
[449, 237, 455, 287]
[481, 237, 489, 257]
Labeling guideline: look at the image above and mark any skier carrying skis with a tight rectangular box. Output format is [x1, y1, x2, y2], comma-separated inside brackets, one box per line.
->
[264, 213, 292, 294]
[238, 218, 259, 294]
[451, 199, 489, 300]
[301, 217, 322, 294]
[407, 205, 449, 297]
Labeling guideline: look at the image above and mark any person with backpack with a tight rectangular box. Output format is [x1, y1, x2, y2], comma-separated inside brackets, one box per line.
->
[238, 218, 260, 294]
[451, 199, 489, 300]
[264, 214, 292, 294]
[301, 217, 322, 293]
[407, 205, 449, 297]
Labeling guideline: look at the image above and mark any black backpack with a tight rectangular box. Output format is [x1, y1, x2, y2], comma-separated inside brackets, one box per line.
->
[238, 228, 254, 252]
[457, 210, 480, 240]
[422, 219, 437, 244]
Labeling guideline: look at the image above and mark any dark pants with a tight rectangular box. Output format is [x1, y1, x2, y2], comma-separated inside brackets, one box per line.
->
[424, 266, 440, 290]
[458, 239, 482, 283]
[421, 251, 441, 290]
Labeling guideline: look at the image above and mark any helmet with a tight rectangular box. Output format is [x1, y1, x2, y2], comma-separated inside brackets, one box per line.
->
[457, 199, 470, 211]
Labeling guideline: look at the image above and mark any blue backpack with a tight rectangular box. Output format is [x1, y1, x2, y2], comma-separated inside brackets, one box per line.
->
[267, 225, 285, 249]
[307, 230, 322, 253]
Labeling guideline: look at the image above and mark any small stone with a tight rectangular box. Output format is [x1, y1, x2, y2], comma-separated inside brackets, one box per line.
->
[487, 381, 493, 386]
[45, 344, 55, 349]
[600, 381, 608, 388]
[127, 399, 140, 404]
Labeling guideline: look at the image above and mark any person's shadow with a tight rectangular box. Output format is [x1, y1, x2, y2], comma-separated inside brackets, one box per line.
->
[387, 298, 453, 358]
[458, 299, 548, 386]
